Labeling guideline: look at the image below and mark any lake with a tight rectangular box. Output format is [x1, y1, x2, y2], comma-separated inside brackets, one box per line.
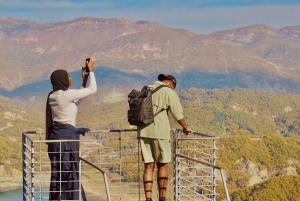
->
[0, 188, 22, 201]
[0, 188, 49, 201]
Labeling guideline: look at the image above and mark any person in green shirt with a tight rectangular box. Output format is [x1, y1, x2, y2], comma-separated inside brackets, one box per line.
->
[138, 74, 192, 201]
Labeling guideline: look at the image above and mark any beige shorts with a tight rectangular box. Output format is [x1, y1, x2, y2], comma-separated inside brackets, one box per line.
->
[139, 137, 171, 163]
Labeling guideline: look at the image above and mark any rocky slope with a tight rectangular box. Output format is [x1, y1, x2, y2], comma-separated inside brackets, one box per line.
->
[210, 24, 300, 79]
[0, 17, 299, 94]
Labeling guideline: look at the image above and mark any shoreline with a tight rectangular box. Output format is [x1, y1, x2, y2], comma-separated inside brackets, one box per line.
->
[0, 185, 22, 193]
[0, 186, 21, 193]
[0, 178, 22, 192]
[0, 165, 22, 192]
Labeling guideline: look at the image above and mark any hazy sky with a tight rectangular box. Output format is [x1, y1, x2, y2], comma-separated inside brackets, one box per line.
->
[0, 0, 299, 34]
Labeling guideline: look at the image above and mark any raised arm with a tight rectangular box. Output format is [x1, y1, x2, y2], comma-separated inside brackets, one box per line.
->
[64, 57, 97, 101]
[82, 57, 94, 88]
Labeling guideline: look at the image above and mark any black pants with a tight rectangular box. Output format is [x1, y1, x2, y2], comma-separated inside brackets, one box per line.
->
[48, 123, 87, 201]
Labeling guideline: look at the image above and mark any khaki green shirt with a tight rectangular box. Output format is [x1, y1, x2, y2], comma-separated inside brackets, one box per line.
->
[137, 81, 184, 140]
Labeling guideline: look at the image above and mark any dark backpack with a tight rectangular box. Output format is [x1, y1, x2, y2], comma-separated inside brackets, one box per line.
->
[127, 85, 167, 126]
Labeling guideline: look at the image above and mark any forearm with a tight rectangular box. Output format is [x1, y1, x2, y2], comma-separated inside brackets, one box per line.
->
[65, 73, 97, 101]
[81, 76, 89, 88]
[82, 72, 96, 91]
[177, 118, 188, 130]
[87, 72, 97, 91]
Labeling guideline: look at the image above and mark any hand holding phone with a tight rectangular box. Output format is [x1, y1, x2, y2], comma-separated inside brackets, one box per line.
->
[85, 58, 90, 72]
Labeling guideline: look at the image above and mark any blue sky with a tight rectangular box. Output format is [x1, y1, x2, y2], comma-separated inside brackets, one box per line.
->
[0, 0, 299, 34]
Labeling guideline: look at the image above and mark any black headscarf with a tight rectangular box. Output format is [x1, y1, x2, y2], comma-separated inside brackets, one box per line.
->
[50, 69, 69, 91]
[46, 69, 69, 140]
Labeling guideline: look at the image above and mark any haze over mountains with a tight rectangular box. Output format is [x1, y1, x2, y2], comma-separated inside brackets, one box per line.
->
[0, 17, 300, 103]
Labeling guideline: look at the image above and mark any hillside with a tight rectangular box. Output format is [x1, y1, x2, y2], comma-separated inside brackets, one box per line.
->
[178, 88, 300, 137]
[1, 88, 300, 200]
[0, 95, 44, 137]
[210, 24, 300, 82]
[73, 87, 300, 138]
[0, 17, 299, 95]
[2, 87, 300, 161]
[217, 135, 300, 200]
[230, 175, 300, 200]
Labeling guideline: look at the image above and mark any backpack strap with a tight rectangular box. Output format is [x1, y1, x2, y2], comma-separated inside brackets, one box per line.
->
[151, 84, 168, 94]
[151, 85, 169, 117]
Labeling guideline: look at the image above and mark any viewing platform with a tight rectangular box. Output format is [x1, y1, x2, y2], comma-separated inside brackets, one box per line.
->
[22, 129, 230, 201]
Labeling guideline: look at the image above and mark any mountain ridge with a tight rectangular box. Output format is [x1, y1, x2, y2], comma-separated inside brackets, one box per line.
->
[0, 17, 299, 94]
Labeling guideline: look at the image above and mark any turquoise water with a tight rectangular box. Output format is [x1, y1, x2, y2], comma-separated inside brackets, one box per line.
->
[0, 188, 48, 201]
[0, 188, 22, 201]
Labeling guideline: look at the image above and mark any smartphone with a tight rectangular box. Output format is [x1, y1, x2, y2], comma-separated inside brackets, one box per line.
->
[85, 58, 90, 72]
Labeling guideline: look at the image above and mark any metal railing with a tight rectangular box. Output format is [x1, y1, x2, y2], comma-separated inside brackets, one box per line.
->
[22, 129, 230, 201]
[80, 157, 111, 201]
[173, 130, 230, 201]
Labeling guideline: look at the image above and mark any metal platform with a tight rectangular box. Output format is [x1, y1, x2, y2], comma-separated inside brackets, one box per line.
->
[22, 129, 229, 201]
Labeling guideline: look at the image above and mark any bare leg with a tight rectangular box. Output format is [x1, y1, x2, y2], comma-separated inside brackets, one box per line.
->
[157, 162, 168, 199]
[144, 162, 155, 200]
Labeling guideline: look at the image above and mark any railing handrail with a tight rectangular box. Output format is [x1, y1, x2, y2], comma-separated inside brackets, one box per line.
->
[23, 129, 220, 136]
[176, 153, 221, 169]
[175, 129, 220, 138]
[79, 157, 105, 174]
[80, 157, 111, 201]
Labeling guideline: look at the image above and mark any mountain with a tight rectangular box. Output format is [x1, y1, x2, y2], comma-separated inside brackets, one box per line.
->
[210, 24, 300, 80]
[0, 17, 299, 98]
[2, 67, 154, 107]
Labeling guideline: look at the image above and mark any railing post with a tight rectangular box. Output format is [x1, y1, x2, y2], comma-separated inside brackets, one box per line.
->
[138, 138, 141, 201]
[79, 140, 82, 200]
[22, 132, 27, 201]
[173, 129, 179, 201]
[103, 173, 111, 201]
[193, 136, 196, 201]
[118, 131, 122, 197]
[220, 169, 231, 201]
[31, 139, 35, 201]
[213, 138, 217, 201]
